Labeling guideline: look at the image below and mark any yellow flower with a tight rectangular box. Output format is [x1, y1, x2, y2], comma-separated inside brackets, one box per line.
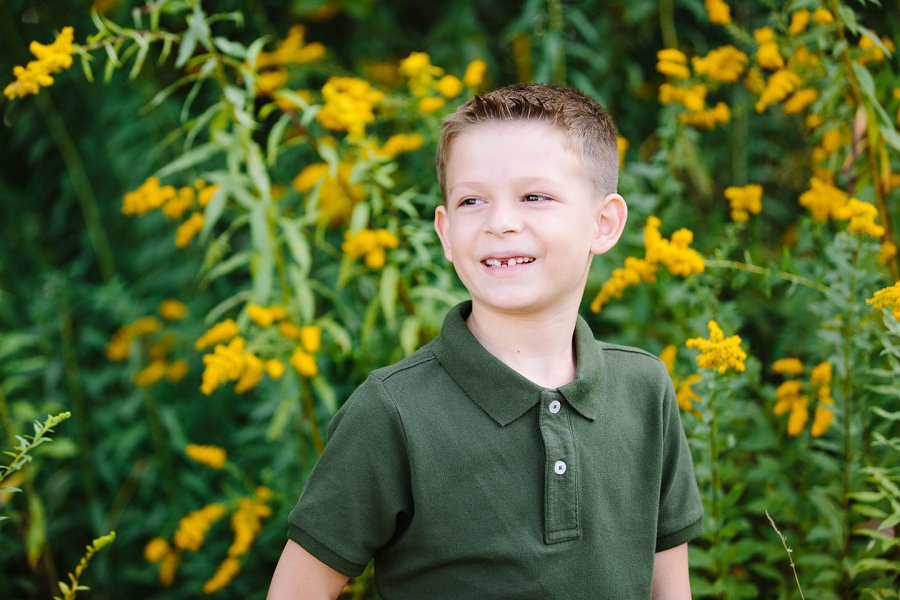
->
[656, 49, 690, 79]
[158, 552, 180, 586]
[316, 77, 383, 139]
[755, 69, 801, 113]
[810, 361, 832, 386]
[175, 212, 204, 248]
[617, 136, 628, 167]
[643, 217, 705, 277]
[247, 304, 287, 327]
[196, 320, 240, 350]
[659, 345, 677, 374]
[278, 321, 302, 340]
[867, 281, 900, 319]
[789, 9, 810, 35]
[200, 337, 247, 395]
[197, 183, 219, 207]
[787, 399, 809, 436]
[234, 352, 265, 394]
[419, 96, 446, 114]
[685, 320, 747, 374]
[227, 497, 272, 558]
[342, 228, 399, 269]
[255, 25, 325, 69]
[173, 503, 227, 552]
[772, 358, 804, 376]
[833, 198, 885, 237]
[704, 0, 731, 24]
[691, 45, 748, 83]
[679, 102, 730, 129]
[659, 83, 707, 113]
[134, 359, 168, 387]
[162, 187, 195, 219]
[203, 557, 241, 594]
[266, 359, 285, 379]
[185, 443, 227, 469]
[255, 68, 288, 96]
[4, 26, 75, 100]
[300, 325, 322, 353]
[806, 113, 824, 129]
[810, 402, 834, 437]
[724, 184, 763, 222]
[436, 74, 462, 99]
[821, 128, 842, 153]
[290, 348, 318, 377]
[878, 240, 897, 265]
[754, 28, 784, 71]
[292, 162, 365, 226]
[463, 59, 488, 88]
[676, 374, 703, 412]
[782, 88, 818, 115]
[400, 51, 444, 97]
[144, 537, 171, 563]
[773, 380, 804, 416]
[123, 177, 177, 216]
[374, 133, 425, 159]
[798, 176, 848, 221]
[159, 299, 188, 321]
[812, 8, 833, 25]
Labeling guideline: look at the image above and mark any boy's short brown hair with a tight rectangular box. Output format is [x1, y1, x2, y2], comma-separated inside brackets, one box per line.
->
[436, 83, 619, 200]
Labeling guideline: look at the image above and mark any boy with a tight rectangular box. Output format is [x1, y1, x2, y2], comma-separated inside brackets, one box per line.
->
[269, 83, 703, 599]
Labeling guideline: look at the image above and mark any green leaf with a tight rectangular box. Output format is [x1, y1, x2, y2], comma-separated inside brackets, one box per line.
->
[155, 143, 222, 179]
[850, 558, 900, 578]
[175, 27, 197, 68]
[280, 218, 312, 276]
[213, 36, 246, 58]
[26, 492, 46, 569]
[249, 204, 274, 303]
[247, 141, 271, 202]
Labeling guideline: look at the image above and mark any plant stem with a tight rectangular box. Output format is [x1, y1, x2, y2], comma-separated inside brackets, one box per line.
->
[704, 258, 832, 294]
[659, 0, 678, 50]
[300, 377, 325, 456]
[546, 0, 565, 84]
[765, 511, 806, 600]
[707, 376, 725, 592]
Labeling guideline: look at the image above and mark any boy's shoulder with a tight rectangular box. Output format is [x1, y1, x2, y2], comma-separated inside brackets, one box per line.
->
[368, 341, 441, 385]
[590, 337, 672, 390]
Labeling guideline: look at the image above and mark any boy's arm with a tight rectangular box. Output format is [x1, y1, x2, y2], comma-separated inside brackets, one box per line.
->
[651, 543, 691, 600]
[268, 540, 349, 600]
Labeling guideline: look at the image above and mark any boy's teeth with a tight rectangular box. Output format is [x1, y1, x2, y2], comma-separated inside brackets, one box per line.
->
[484, 257, 535, 267]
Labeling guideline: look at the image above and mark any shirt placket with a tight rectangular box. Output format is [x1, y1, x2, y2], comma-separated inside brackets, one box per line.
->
[538, 389, 579, 543]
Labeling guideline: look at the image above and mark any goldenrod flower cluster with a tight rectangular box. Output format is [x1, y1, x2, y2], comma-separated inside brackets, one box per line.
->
[782, 88, 818, 115]
[657, 48, 733, 129]
[362, 133, 426, 160]
[616, 136, 628, 167]
[755, 69, 801, 113]
[185, 443, 227, 469]
[174, 504, 227, 552]
[643, 217, 705, 276]
[145, 537, 180, 586]
[724, 184, 763, 222]
[754, 27, 784, 71]
[4, 27, 74, 100]
[833, 198, 885, 238]
[685, 320, 747, 374]
[316, 77, 384, 139]
[656, 49, 690, 80]
[107, 312, 190, 387]
[123, 178, 218, 248]
[342, 228, 400, 269]
[659, 345, 703, 413]
[591, 217, 704, 312]
[398, 52, 485, 114]
[812, 8, 834, 26]
[878, 240, 898, 265]
[867, 280, 900, 320]
[462, 59, 488, 88]
[798, 176, 849, 221]
[204, 487, 273, 593]
[195, 319, 240, 350]
[789, 9, 810, 35]
[692, 45, 748, 83]
[292, 161, 365, 226]
[256, 25, 326, 69]
[704, 0, 731, 25]
[159, 299, 188, 321]
[106, 316, 161, 361]
[247, 304, 287, 327]
[858, 35, 895, 66]
[773, 359, 834, 437]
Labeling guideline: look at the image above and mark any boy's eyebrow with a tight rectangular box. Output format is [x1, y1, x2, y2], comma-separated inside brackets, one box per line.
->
[448, 176, 564, 196]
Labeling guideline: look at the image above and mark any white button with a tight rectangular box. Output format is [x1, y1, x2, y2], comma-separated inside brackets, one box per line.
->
[548, 400, 561, 414]
[554, 460, 567, 475]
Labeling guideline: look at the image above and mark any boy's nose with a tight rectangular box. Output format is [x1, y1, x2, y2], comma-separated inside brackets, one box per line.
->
[484, 200, 523, 235]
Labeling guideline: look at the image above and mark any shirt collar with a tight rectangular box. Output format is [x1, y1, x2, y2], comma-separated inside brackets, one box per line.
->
[432, 302, 604, 426]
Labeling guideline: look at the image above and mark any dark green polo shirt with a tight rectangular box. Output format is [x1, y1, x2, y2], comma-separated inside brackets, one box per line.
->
[288, 302, 703, 599]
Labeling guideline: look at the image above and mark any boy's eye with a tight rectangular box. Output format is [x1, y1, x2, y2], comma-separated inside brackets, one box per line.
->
[523, 193, 550, 203]
[458, 197, 482, 207]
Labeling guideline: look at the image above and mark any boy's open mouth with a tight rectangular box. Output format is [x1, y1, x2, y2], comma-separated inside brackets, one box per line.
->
[482, 257, 535, 268]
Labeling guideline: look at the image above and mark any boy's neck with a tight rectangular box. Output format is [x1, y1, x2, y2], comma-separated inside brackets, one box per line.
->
[465, 302, 579, 390]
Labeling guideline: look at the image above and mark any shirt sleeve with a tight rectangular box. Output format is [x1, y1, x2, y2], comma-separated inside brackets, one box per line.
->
[288, 375, 412, 576]
[655, 369, 704, 552]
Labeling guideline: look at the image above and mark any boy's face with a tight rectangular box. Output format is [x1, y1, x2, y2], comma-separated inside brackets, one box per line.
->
[435, 120, 626, 319]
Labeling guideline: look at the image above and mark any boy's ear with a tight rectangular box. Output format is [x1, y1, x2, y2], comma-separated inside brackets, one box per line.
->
[590, 193, 627, 256]
[433, 205, 454, 262]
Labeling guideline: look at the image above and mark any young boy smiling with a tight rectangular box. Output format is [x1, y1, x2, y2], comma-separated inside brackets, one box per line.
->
[269, 84, 703, 599]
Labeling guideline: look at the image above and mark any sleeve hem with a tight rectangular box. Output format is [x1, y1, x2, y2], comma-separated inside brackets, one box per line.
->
[288, 524, 368, 577]
[655, 514, 703, 552]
